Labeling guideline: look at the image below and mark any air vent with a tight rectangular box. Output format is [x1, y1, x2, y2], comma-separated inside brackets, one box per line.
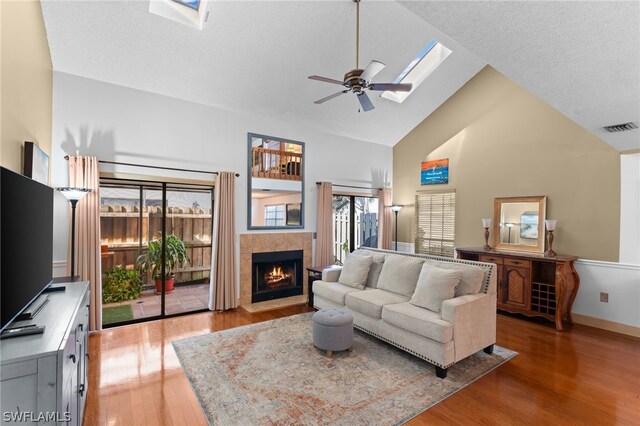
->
[603, 122, 638, 133]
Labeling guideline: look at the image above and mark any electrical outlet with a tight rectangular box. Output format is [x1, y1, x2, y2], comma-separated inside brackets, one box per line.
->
[600, 292, 609, 303]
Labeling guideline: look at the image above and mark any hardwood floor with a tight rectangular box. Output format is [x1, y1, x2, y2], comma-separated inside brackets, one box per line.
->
[84, 307, 640, 425]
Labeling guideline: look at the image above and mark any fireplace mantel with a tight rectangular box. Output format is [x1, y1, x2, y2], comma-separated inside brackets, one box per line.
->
[239, 233, 312, 306]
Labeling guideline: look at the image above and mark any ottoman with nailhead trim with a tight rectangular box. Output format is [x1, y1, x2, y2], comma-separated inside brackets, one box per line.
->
[312, 308, 353, 358]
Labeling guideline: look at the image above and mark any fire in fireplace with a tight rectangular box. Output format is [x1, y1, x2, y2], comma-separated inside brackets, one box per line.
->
[252, 250, 303, 303]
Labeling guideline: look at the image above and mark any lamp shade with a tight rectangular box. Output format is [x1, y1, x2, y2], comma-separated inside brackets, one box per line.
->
[506, 223, 515, 228]
[391, 205, 403, 212]
[56, 187, 91, 201]
[545, 219, 557, 231]
[482, 218, 492, 228]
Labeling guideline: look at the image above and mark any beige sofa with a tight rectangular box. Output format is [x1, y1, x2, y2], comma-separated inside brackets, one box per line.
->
[312, 247, 497, 378]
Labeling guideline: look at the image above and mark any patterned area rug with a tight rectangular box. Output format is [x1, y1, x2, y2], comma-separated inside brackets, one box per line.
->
[172, 313, 516, 425]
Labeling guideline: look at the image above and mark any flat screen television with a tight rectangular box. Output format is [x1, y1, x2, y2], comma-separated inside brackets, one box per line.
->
[0, 167, 54, 331]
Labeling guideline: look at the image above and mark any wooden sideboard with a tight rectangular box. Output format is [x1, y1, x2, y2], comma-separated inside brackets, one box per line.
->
[456, 247, 580, 331]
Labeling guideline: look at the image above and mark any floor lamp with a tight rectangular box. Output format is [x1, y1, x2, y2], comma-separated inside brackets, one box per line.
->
[391, 205, 403, 251]
[56, 187, 92, 277]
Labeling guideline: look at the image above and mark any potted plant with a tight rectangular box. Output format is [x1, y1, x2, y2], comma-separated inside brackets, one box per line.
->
[102, 266, 143, 303]
[136, 234, 190, 294]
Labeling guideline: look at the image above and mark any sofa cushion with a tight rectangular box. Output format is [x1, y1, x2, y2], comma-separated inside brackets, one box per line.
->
[345, 289, 410, 319]
[382, 302, 454, 343]
[352, 250, 386, 288]
[432, 261, 485, 296]
[410, 264, 461, 313]
[338, 254, 373, 289]
[313, 281, 362, 306]
[376, 255, 424, 296]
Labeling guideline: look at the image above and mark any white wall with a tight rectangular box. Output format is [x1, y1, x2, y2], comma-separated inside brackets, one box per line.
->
[573, 260, 640, 329]
[620, 153, 640, 265]
[51, 72, 392, 269]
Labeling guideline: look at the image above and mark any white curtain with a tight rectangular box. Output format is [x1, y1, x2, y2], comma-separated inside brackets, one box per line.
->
[68, 156, 102, 331]
[209, 172, 238, 310]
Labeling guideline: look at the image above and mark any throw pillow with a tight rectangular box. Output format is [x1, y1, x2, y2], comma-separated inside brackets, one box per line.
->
[377, 255, 424, 296]
[351, 250, 386, 288]
[410, 264, 461, 313]
[433, 261, 485, 296]
[338, 254, 373, 289]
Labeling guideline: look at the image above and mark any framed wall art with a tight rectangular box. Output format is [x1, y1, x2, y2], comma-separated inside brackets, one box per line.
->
[23, 141, 49, 185]
[286, 203, 301, 226]
[421, 158, 448, 185]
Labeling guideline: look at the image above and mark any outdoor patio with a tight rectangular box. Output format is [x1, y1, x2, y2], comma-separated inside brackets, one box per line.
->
[103, 283, 210, 324]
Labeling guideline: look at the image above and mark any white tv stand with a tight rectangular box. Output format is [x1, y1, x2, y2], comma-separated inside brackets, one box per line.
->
[0, 281, 90, 425]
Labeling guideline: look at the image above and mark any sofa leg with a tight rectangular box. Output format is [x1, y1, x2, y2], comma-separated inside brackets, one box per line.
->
[435, 366, 448, 379]
[327, 350, 333, 358]
[483, 344, 494, 355]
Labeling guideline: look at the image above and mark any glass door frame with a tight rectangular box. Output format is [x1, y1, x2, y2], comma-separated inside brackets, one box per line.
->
[99, 176, 214, 328]
[333, 194, 379, 262]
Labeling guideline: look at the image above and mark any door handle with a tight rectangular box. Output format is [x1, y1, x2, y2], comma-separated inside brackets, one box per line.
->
[79, 384, 85, 397]
[69, 354, 76, 363]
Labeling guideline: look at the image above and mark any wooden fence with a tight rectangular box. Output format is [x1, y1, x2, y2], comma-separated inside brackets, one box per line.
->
[100, 205, 212, 285]
[333, 212, 378, 264]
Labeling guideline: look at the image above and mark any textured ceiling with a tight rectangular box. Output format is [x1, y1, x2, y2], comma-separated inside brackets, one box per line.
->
[399, 1, 640, 152]
[41, 1, 639, 151]
[41, 0, 485, 146]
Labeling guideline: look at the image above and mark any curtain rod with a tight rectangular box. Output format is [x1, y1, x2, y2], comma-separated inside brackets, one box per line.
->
[64, 156, 240, 177]
[316, 182, 381, 191]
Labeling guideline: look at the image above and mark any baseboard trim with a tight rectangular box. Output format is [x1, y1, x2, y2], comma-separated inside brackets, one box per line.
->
[572, 313, 640, 338]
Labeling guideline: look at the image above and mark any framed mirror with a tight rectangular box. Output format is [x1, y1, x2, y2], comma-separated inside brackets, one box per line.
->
[493, 196, 546, 252]
[247, 133, 304, 230]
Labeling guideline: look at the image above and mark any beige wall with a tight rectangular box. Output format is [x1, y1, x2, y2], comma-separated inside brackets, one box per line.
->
[393, 66, 620, 262]
[1, 0, 52, 175]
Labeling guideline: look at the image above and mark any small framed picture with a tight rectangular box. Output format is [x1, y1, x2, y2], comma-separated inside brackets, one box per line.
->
[23, 142, 49, 185]
[286, 203, 301, 226]
[421, 159, 449, 185]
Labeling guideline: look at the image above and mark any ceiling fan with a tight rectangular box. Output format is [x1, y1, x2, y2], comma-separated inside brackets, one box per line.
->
[308, 0, 412, 112]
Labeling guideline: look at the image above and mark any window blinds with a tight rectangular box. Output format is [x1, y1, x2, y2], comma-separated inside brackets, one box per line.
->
[414, 190, 456, 257]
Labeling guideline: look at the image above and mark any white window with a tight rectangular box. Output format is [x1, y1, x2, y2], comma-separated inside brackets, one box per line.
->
[264, 204, 285, 227]
[415, 190, 456, 257]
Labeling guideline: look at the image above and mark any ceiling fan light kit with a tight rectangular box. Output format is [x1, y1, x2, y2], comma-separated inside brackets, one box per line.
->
[308, 0, 412, 112]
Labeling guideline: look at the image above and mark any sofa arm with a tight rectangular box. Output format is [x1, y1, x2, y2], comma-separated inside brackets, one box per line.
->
[441, 293, 497, 362]
[322, 267, 342, 282]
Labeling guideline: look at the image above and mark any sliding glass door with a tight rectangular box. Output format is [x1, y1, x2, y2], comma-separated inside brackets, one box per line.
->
[333, 195, 379, 264]
[99, 178, 213, 327]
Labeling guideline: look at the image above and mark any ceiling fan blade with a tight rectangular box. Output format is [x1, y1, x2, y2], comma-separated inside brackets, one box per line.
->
[308, 75, 345, 85]
[369, 82, 413, 92]
[314, 90, 349, 104]
[360, 60, 386, 83]
[357, 91, 374, 112]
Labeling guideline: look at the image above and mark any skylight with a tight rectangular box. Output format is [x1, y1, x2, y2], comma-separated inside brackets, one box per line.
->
[172, 0, 200, 11]
[381, 39, 452, 103]
[149, 0, 208, 30]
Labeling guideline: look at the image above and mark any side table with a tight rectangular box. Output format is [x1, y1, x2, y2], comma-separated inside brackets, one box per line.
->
[307, 265, 332, 307]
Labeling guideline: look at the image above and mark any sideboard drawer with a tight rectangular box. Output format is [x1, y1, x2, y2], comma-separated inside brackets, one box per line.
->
[479, 254, 503, 264]
[504, 258, 531, 268]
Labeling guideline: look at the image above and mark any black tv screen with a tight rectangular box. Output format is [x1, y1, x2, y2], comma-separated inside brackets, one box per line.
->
[1, 167, 54, 331]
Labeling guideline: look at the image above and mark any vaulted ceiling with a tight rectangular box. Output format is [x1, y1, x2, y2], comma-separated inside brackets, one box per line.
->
[41, 1, 639, 151]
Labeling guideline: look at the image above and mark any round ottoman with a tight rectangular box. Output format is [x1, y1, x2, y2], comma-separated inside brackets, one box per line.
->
[312, 308, 353, 358]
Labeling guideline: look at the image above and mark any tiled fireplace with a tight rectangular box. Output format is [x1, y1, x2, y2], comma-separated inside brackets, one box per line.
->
[239, 232, 312, 306]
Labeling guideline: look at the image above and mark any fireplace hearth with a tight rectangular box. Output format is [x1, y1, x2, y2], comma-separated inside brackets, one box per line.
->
[252, 250, 303, 303]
